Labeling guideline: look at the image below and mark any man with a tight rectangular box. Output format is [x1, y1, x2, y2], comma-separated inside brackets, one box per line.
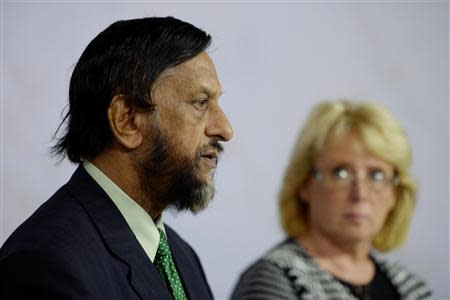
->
[0, 17, 233, 299]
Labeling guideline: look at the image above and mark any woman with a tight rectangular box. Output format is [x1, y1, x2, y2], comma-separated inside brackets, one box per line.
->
[232, 101, 433, 300]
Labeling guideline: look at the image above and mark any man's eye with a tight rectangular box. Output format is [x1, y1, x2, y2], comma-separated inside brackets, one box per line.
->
[369, 169, 386, 182]
[193, 99, 208, 110]
[331, 166, 349, 180]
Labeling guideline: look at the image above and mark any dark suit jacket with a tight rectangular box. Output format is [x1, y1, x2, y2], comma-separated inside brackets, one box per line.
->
[0, 166, 214, 299]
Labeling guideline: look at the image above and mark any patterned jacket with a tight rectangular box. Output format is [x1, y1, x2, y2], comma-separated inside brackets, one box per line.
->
[232, 239, 434, 300]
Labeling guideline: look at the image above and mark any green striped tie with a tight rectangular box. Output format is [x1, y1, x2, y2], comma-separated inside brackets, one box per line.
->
[154, 229, 188, 300]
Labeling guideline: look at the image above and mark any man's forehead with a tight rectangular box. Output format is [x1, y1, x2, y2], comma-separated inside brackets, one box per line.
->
[161, 52, 216, 77]
[155, 53, 221, 95]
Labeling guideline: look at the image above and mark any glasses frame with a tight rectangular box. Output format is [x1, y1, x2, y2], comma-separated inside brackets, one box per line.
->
[311, 167, 400, 192]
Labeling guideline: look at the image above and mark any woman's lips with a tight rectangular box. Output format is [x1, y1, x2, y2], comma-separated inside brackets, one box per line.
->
[344, 212, 368, 223]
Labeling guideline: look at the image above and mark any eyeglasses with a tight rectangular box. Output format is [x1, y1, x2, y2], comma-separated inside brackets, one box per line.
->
[311, 165, 399, 192]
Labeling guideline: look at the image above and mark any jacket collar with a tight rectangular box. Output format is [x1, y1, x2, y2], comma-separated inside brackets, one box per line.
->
[65, 166, 172, 300]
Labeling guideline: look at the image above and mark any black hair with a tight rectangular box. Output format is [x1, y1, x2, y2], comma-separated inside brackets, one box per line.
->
[52, 17, 211, 163]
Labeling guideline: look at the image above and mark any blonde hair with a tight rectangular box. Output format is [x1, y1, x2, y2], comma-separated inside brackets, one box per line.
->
[279, 100, 416, 252]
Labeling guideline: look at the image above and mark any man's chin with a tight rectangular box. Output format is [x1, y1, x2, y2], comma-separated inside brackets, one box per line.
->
[190, 180, 216, 213]
[196, 162, 217, 182]
[195, 173, 214, 186]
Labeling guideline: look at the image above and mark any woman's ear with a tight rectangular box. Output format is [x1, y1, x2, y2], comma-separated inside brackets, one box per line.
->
[107, 95, 147, 150]
[298, 179, 312, 204]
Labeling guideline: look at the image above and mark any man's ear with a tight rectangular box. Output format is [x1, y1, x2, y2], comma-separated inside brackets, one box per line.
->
[108, 95, 147, 150]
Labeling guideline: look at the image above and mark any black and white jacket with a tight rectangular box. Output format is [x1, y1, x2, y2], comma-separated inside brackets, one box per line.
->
[232, 239, 433, 300]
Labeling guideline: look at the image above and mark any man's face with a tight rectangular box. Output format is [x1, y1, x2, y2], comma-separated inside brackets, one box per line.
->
[136, 52, 233, 213]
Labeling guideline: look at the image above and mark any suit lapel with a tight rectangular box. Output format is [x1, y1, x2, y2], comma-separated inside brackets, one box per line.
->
[65, 166, 172, 300]
[169, 240, 197, 299]
[166, 227, 213, 300]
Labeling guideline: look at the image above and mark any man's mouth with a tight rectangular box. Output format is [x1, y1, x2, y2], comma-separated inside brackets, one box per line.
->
[197, 141, 222, 170]
[199, 152, 218, 167]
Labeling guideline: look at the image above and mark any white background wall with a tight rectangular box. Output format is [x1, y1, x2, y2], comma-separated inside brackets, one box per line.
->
[1, 2, 448, 299]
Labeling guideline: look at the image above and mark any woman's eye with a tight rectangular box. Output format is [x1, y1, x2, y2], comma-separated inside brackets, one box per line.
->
[331, 166, 349, 180]
[193, 99, 208, 110]
[370, 169, 386, 182]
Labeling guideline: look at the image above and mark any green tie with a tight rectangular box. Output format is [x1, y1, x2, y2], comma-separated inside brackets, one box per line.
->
[154, 229, 188, 300]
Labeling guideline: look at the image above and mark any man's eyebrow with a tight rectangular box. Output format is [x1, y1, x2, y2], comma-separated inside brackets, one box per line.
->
[198, 85, 222, 97]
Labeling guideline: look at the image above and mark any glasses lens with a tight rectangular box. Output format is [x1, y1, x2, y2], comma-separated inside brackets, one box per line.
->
[315, 166, 396, 191]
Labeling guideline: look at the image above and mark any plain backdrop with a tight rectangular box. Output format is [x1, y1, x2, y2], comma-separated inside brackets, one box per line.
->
[1, 2, 448, 299]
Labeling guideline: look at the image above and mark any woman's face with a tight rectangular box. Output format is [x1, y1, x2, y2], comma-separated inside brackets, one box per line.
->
[299, 133, 397, 246]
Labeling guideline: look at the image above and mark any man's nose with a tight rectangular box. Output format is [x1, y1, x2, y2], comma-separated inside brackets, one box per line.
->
[206, 105, 233, 142]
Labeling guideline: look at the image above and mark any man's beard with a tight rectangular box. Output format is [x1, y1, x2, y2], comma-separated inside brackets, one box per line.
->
[134, 125, 223, 214]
